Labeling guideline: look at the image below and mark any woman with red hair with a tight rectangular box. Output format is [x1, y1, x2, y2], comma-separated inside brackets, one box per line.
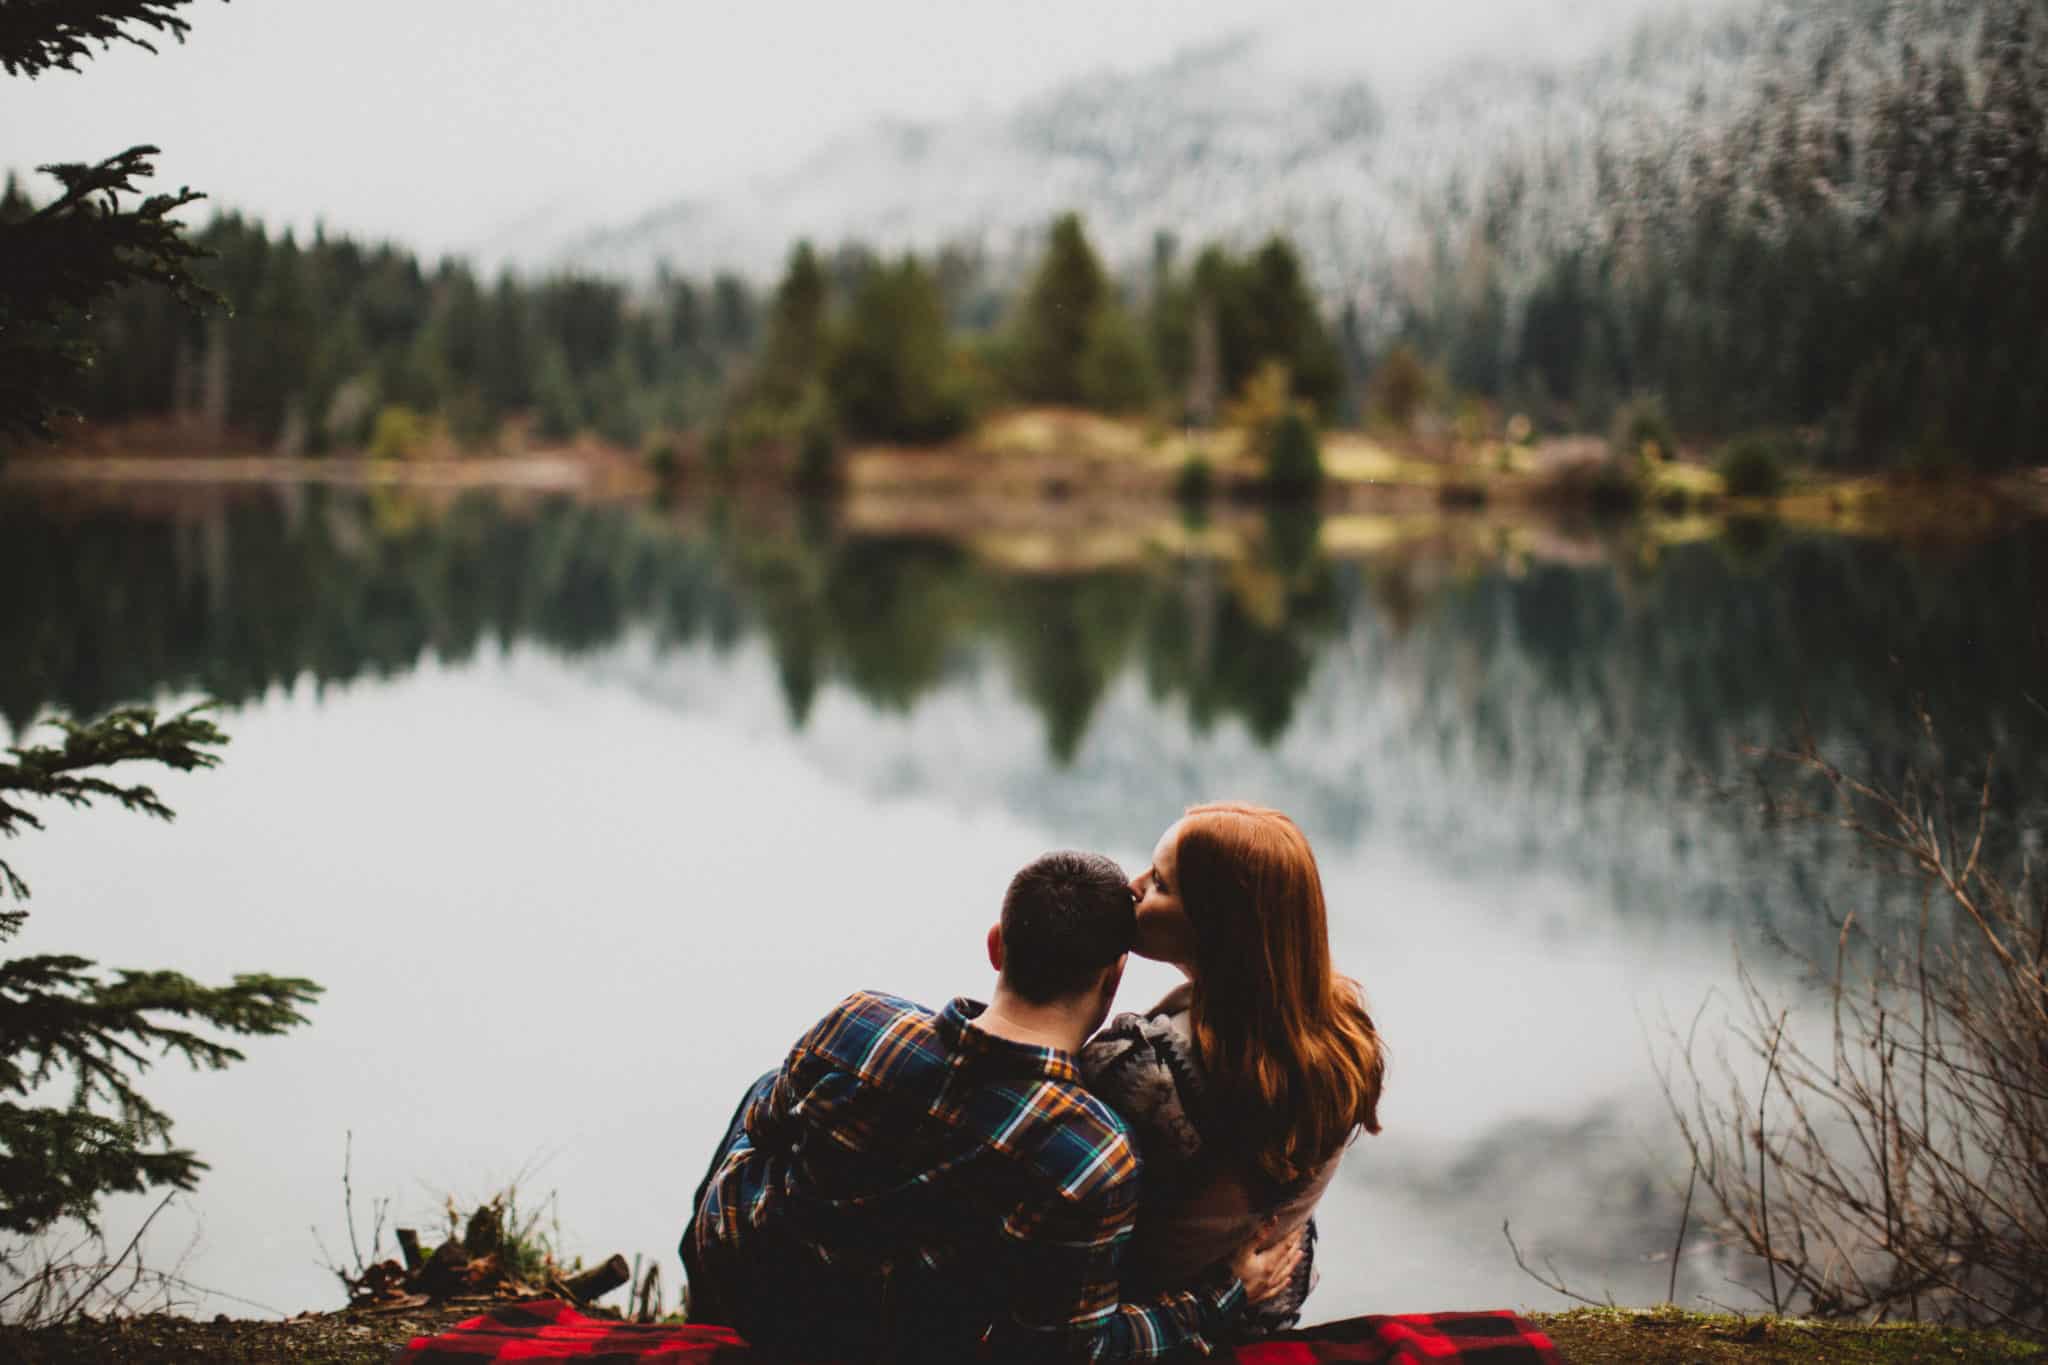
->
[1082, 802, 1385, 1334]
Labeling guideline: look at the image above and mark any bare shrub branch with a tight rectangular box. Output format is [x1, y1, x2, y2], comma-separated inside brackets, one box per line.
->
[1501, 1219, 1614, 1309]
[1665, 739, 2048, 1337]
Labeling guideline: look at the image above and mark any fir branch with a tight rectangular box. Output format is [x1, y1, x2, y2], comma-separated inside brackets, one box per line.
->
[0, 2, 211, 80]
[0, 1102, 200, 1238]
[1, 148, 215, 327]
[0, 955, 321, 1106]
[0, 704, 321, 1237]
[0, 955, 321, 1236]
[0, 705, 226, 910]
[0, 146, 221, 441]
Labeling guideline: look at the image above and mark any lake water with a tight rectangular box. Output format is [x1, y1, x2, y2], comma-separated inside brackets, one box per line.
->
[5, 482, 2046, 1324]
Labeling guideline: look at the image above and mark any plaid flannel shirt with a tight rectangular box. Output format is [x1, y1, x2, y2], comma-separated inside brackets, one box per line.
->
[687, 991, 1246, 1362]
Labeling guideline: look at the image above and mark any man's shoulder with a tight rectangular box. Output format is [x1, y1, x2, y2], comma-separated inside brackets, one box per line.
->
[830, 988, 933, 1025]
[968, 1074, 1139, 1205]
[797, 989, 944, 1073]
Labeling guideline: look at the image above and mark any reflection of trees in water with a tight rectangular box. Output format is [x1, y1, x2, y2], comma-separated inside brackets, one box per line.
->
[1347, 530, 2048, 946]
[1, 492, 729, 731]
[1139, 515, 1340, 746]
[995, 573, 1143, 763]
[5, 493, 2046, 870]
[727, 528, 987, 723]
[0, 491, 1346, 762]
[725, 515, 1343, 762]
[1412, 532, 2048, 805]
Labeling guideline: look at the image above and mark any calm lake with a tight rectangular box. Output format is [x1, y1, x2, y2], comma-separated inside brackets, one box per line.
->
[6, 482, 2047, 1323]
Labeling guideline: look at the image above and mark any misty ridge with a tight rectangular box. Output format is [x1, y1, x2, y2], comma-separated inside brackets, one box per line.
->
[502, 0, 1710, 285]
[518, 0, 1988, 298]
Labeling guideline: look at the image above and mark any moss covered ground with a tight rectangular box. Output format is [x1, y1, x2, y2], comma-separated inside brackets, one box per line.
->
[1534, 1306, 2046, 1363]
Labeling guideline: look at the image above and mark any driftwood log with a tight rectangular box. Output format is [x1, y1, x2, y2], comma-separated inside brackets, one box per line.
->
[552, 1253, 631, 1304]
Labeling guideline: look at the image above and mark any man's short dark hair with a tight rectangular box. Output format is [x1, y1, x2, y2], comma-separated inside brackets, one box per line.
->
[999, 851, 1134, 1004]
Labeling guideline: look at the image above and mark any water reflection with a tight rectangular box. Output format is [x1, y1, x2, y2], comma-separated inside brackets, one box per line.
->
[3, 491, 1361, 768]
[9, 486, 2044, 929]
[4, 483, 2046, 1319]
[13, 493, 2043, 759]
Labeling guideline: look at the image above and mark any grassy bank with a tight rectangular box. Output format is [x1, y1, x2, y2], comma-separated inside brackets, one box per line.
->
[1535, 1307, 2046, 1363]
[845, 409, 2040, 540]
[6, 1304, 2043, 1363]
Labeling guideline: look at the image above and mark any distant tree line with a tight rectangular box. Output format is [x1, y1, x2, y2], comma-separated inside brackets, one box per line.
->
[1395, 0, 2048, 471]
[684, 212, 1347, 474]
[16, 175, 1345, 475]
[0, 190, 768, 455]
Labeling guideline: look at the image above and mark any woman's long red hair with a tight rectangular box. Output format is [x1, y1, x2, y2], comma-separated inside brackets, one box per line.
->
[1175, 802, 1384, 1186]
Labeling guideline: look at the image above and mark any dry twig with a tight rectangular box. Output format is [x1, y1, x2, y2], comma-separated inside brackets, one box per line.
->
[1502, 1220, 1614, 1309]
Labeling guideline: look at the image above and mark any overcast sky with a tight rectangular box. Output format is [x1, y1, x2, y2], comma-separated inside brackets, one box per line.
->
[1, 0, 1685, 259]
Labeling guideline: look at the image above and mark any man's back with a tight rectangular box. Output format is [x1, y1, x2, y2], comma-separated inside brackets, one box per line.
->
[687, 990, 1244, 1362]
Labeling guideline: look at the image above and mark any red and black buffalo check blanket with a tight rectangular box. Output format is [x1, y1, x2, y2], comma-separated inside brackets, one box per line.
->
[401, 1299, 1563, 1363]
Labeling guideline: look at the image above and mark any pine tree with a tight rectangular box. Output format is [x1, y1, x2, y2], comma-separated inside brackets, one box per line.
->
[1076, 301, 1157, 413]
[479, 273, 535, 416]
[754, 242, 830, 413]
[711, 274, 757, 353]
[1184, 241, 1342, 418]
[0, 2, 224, 443]
[1241, 240, 1342, 416]
[0, 707, 320, 1246]
[824, 255, 972, 443]
[1011, 213, 1109, 404]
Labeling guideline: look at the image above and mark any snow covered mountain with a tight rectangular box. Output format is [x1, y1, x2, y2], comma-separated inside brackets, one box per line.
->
[509, 0, 1933, 299]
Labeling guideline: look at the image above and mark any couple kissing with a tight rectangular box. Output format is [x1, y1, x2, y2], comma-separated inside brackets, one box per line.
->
[681, 802, 1386, 1363]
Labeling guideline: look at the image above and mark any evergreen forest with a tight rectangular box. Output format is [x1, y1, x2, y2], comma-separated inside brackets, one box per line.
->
[9, 0, 2044, 476]
[1395, 0, 2048, 471]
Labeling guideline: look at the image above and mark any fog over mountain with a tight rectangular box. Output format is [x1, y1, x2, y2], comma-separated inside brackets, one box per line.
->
[517, 0, 1764, 295]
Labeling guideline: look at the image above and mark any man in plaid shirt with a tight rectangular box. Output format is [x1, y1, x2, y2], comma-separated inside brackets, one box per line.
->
[682, 851, 1301, 1362]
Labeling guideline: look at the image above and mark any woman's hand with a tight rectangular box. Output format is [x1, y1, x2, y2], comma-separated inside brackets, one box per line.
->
[1228, 1218, 1304, 1306]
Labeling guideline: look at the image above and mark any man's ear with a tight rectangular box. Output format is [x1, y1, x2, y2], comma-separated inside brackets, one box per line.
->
[986, 923, 1005, 973]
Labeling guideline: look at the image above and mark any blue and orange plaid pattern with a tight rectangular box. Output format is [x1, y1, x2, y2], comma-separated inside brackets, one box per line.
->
[687, 990, 1246, 1361]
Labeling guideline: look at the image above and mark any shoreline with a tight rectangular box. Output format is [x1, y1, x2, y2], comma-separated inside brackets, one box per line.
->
[10, 410, 2045, 548]
[7, 442, 2043, 576]
[0, 452, 612, 494]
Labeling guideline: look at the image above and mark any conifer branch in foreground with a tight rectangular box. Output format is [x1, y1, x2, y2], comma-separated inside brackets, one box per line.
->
[0, 705, 319, 1252]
